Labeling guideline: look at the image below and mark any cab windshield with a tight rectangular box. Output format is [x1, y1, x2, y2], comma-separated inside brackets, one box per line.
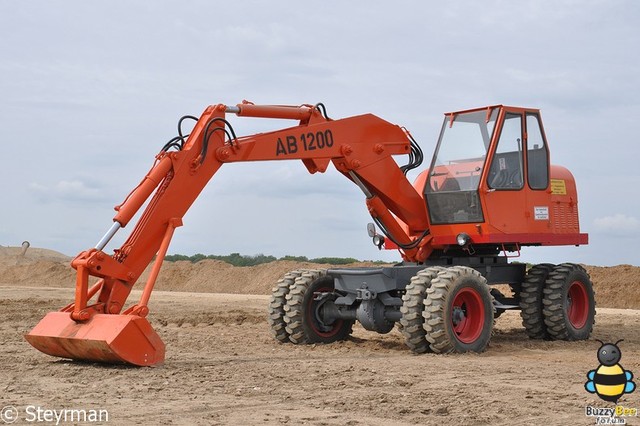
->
[425, 108, 499, 224]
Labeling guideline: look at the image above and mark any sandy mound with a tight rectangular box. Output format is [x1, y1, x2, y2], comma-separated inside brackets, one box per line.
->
[1, 245, 638, 308]
[0, 245, 74, 288]
[0, 245, 378, 294]
[587, 264, 640, 309]
[143, 259, 379, 294]
[0, 245, 71, 264]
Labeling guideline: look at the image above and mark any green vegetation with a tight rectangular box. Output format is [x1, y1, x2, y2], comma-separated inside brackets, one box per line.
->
[164, 252, 386, 267]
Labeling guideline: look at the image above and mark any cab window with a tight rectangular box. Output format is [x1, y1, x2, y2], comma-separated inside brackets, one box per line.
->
[526, 114, 549, 190]
[488, 113, 523, 189]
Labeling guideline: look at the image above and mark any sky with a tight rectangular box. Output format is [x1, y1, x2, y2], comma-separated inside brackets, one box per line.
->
[1, 1, 639, 266]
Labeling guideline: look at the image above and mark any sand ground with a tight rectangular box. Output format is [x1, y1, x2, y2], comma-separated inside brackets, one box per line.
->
[1, 247, 639, 425]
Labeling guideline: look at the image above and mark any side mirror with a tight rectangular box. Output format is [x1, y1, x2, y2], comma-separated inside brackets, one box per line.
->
[367, 223, 376, 238]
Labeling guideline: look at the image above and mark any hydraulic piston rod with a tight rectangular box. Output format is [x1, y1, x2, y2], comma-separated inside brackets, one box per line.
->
[94, 222, 122, 251]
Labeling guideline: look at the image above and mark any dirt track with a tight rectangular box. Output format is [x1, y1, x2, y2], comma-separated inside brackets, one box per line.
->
[1, 248, 640, 425]
[1, 287, 639, 425]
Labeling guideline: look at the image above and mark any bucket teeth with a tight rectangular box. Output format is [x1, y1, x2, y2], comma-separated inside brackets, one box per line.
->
[25, 312, 165, 366]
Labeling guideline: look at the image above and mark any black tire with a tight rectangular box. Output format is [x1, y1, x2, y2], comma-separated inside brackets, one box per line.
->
[268, 270, 303, 343]
[543, 263, 595, 340]
[423, 266, 495, 353]
[399, 266, 444, 353]
[519, 263, 555, 339]
[283, 269, 353, 344]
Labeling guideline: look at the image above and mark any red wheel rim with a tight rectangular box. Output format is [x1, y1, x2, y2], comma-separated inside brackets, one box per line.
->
[451, 287, 485, 344]
[306, 286, 343, 337]
[567, 280, 589, 328]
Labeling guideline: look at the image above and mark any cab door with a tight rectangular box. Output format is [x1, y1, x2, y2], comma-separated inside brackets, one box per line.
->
[523, 112, 552, 233]
[483, 111, 529, 235]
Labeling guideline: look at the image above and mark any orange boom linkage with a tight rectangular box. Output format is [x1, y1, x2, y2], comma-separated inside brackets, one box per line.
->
[26, 102, 592, 366]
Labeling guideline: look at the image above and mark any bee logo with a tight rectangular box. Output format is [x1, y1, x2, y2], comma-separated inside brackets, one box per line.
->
[585, 339, 636, 403]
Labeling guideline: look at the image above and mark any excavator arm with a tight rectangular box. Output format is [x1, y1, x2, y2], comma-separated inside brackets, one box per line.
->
[26, 102, 431, 365]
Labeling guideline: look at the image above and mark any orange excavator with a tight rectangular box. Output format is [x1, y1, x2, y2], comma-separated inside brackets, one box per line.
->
[26, 102, 594, 365]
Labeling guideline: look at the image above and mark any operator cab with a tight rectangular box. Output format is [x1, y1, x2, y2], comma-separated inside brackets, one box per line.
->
[421, 105, 551, 240]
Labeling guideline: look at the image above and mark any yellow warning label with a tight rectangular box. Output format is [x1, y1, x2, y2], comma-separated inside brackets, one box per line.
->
[550, 179, 567, 195]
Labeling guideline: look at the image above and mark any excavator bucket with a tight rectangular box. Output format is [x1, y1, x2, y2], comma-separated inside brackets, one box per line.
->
[25, 312, 165, 366]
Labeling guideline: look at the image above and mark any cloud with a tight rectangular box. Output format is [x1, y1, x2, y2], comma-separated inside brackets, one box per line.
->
[1, 1, 639, 266]
[28, 179, 108, 204]
[209, 163, 357, 200]
[593, 214, 640, 235]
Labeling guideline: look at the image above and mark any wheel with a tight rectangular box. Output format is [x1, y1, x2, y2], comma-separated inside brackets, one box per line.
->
[283, 269, 353, 344]
[399, 266, 444, 353]
[423, 266, 494, 353]
[519, 263, 555, 339]
[543, 263, 595, 340]
[268, 270, 303, 343]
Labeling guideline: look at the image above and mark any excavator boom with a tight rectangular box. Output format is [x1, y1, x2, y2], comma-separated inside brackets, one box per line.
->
[26, 102, 431, 365]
